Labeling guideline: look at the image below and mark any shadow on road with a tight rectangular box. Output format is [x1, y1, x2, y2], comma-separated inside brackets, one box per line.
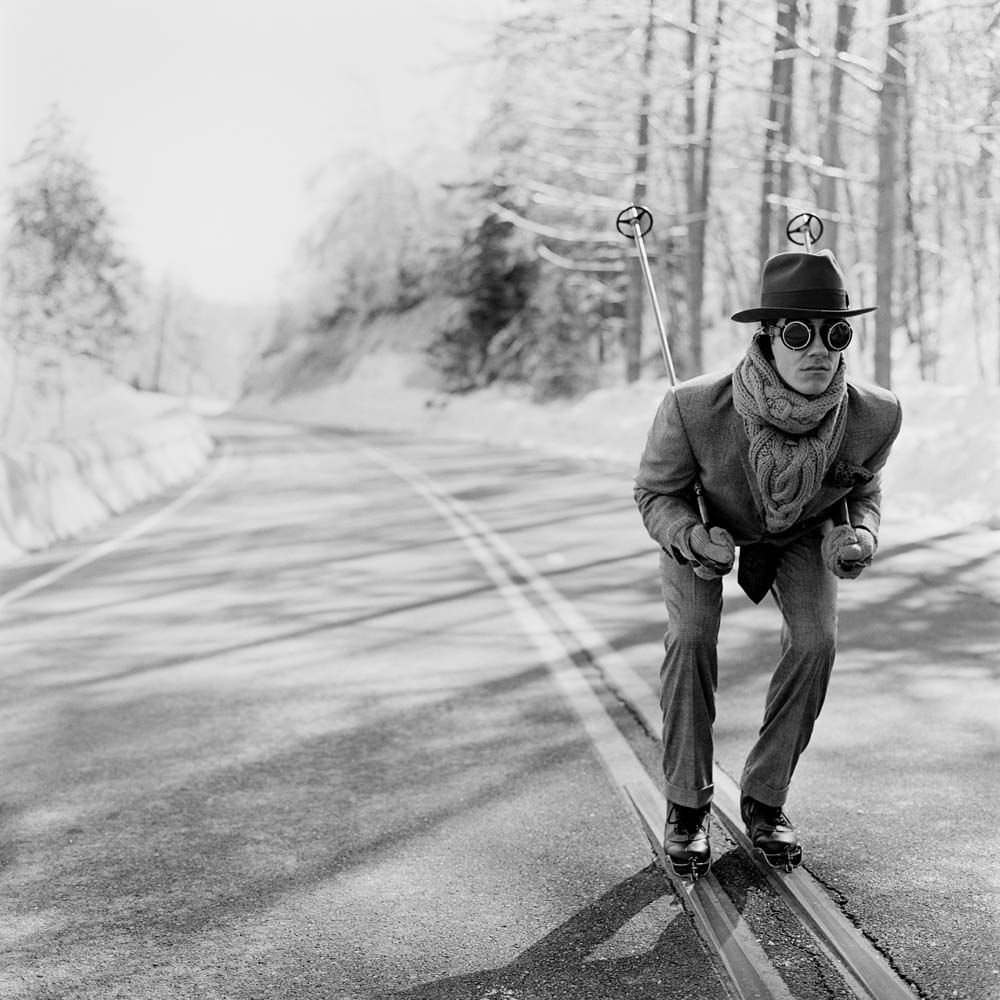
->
[380, 867, 721, 1000]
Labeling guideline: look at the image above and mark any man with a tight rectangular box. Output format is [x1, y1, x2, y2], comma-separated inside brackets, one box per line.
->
[634, 249, 902, 878]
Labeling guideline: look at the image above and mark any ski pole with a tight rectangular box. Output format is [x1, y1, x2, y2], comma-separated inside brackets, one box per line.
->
[785, 213, 852, 531]
[616, 204, 711, 527]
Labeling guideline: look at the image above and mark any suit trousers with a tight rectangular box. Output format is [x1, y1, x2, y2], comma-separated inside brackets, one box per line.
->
[657, 531, 838, 809]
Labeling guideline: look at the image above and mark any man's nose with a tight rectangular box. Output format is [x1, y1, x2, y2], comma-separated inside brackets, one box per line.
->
[806, 326, 831, 354]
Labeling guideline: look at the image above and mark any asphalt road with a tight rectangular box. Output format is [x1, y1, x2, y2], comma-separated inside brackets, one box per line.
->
[0, 416, 997, 999]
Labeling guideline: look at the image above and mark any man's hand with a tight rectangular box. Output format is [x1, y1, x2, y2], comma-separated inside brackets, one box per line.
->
[685, 524, 736, 579]
[822, 525, 876, 580]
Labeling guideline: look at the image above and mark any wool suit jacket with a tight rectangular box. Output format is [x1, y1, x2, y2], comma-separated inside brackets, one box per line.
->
[634, 370, 903, 566]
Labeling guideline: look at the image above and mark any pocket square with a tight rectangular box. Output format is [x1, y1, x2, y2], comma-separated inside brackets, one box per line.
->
[825, 460, 874, 488]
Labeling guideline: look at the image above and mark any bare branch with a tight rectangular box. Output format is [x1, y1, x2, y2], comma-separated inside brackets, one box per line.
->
[536, 244, 626, 272]
[487, 201, 623, 244]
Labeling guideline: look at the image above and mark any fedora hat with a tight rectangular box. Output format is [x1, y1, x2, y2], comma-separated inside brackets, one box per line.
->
[731, 249, 876, 322]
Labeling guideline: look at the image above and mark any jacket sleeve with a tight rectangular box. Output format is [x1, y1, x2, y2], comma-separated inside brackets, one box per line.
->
[846, 393, 903, 544]
[634, 388, 702, 553]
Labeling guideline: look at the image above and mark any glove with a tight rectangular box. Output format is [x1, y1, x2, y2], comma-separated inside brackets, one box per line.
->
[822, 525, 876, 580]
[681, 523, 735, 580]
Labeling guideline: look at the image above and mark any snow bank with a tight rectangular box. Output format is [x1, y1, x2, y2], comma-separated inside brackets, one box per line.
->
[879, 381, 1000, 526]
[0, 407, 214, 565]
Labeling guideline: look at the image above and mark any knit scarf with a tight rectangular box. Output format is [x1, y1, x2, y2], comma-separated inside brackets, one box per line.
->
[732, 336, 848, 534]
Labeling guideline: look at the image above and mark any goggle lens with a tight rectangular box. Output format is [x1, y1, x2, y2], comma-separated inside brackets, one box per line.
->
[777, 319, 853, 352]
[825, 320, 853, 351]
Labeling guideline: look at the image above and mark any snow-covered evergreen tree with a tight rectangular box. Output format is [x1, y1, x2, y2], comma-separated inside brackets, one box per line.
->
[2, 107, 140, 371]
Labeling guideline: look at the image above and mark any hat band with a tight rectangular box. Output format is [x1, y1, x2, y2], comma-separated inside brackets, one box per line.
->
[760, 287, 849, 311]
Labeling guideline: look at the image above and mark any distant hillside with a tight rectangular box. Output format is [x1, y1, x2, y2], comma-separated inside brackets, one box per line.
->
[243, 296, 463, 402]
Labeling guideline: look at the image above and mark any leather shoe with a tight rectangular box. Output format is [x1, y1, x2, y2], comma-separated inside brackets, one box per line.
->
[664, 802, 712, 879]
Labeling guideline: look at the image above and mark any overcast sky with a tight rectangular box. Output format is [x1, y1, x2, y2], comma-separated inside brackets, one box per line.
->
[0, 0, 498, 303]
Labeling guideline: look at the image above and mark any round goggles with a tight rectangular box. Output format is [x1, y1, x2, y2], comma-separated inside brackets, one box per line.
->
[770, 318, 853, 352]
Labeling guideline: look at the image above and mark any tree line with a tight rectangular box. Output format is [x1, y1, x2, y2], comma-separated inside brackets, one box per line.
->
[294, 0, 1000, 398]
[5, 2, 999, 416]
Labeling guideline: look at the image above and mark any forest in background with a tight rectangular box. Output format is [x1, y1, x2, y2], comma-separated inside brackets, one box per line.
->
[4, 0, 1000, 433]
[290, 0, 1000, 400]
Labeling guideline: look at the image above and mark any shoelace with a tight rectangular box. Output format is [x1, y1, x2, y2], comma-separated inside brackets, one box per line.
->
[756, 805, 791, 829]
[669, 806, 709, 835]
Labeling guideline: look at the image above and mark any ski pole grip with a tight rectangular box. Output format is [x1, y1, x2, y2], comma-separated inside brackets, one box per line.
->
[694, 481, 711, 527]
[839, 498, 852, 529]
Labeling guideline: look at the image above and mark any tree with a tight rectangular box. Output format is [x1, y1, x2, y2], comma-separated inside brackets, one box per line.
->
[520, 266, 603, 400]
[127, 279, 272, 399]
[875, 0, 906, 389]
[818, 0, 857, 257]
[1, 107, 140, 371]
[759, 0, 800, 263]
[476, 1, 665, 383]
[298, 152, 436, 328]
[683, 0, 726, 375]
[623, 0, 658, 384]
[291, 0, 1000, 393]
[426, 185, 537, 391]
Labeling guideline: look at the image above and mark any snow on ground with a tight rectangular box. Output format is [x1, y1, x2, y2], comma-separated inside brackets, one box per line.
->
[251, 349, 1000, 532]
[0, 362, 216, 565]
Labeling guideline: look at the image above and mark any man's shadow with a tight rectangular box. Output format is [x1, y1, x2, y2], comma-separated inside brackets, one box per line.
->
[378, 865, 727, 1000]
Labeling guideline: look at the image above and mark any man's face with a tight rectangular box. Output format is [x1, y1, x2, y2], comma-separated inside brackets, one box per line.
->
[767, 318, 843, 396]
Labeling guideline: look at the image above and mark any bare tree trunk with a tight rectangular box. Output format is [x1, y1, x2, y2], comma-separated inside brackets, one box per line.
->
[978, 69, 1000, 385]
[820, 0, 856, 257]
[775, 2, 798, 218]
[759, 0, 799, 263]
[902, 66, 931, 379]
[151, 282, 173, 392]
[684, 0, 700, 379]
[990, 74, 1000, 384]
[956, 164, 989, 381]
[934, 162, 948, 332]
[874, 0, 906, 390]
[684, 0, 726, 378]
[624, 0, 657, 384]
[0, 344, 20, 441]
[57, 353, 68, 440]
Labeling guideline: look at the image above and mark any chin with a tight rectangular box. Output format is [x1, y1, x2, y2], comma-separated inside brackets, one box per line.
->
[795, 375, 835, 396]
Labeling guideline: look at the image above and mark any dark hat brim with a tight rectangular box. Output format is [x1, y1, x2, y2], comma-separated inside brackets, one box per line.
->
[731, 305, 877, 323]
